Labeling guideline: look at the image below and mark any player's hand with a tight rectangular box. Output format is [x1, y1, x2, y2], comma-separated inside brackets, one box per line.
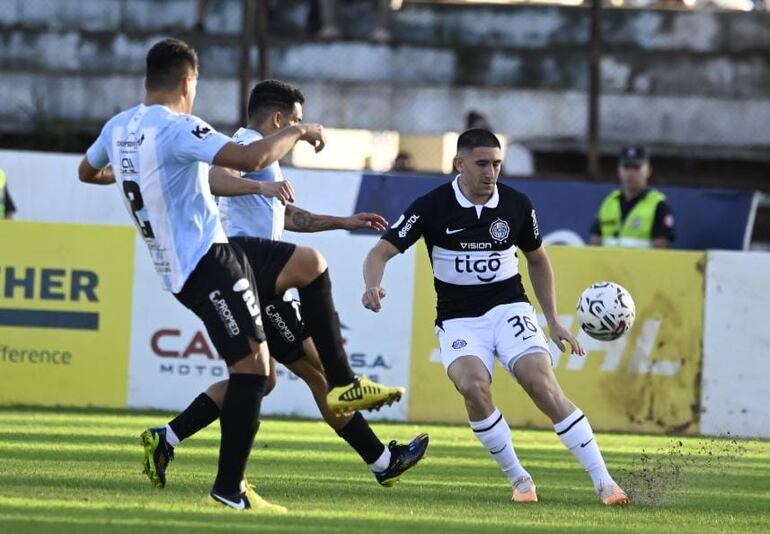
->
[300, 124, 326, 153]
[259, 180, 295, 204]
[549, 322, 585, 356]
[362, 286, 387, 312]
[343, 213, 389, 232]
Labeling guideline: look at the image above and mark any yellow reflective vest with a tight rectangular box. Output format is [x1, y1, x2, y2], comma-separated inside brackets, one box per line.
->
[597, 189, 666, 248]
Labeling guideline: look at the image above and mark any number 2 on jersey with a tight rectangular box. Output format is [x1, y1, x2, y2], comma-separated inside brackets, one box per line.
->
[122, 180, 155, 238]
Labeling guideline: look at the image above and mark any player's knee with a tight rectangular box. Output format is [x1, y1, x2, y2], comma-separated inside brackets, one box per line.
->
[228, 341, 270, 375]
[295, 246, 327, 277]
[456, 376, 491, 403]
[521, 372, 556, 403]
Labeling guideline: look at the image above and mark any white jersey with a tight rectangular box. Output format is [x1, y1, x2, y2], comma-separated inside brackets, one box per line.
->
[86, 104, 231, 292]
[219, 127, 286, 240]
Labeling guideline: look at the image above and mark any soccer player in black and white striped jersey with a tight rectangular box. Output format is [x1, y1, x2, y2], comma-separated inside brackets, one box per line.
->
[362, 129, 630, 505]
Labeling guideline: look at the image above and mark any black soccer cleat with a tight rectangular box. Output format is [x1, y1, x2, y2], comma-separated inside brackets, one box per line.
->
[140, 426, 175, 488]
[374, 433, 430, 487]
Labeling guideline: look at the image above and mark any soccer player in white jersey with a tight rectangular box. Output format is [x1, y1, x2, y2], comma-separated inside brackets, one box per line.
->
[146, 80, 429, 488]
[77, 38, 404, 511]
[362, 129, 630, 505]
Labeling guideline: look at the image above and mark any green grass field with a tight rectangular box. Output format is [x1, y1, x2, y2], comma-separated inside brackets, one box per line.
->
[0, 408, 768, 533]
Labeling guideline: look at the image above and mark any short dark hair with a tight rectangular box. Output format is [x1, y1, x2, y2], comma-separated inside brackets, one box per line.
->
[145, 39, 199, 92]
[457, 128, 500, 153]
[247, 79, 305, 123]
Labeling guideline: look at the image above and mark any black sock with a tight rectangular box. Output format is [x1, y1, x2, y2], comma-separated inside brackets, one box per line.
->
[335, 412, 386, 465]
[213, 373, 267, 495]
[168, 393, 220, 443]
[297, 269, 355, 387]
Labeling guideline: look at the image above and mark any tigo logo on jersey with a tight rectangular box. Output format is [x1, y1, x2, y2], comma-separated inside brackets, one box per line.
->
[454, 252, 502, 282]
[489, 218, 510, 242]
[398, 215, 420, 238]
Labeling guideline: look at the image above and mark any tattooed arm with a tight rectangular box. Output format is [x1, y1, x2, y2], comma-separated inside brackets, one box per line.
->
[284, 204, 388, 233]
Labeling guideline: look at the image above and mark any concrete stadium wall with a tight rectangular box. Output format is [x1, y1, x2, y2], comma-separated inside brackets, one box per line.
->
[2, 1, 770, 153]
[2, 149, 770, 437]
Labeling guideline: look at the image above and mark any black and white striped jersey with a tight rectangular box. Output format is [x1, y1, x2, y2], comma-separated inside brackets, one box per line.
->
[382, 176, 542, 322]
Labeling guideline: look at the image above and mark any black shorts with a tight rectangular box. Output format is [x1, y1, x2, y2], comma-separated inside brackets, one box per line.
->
[229, 236, 296, 302]
[230, 236, 309, 365]
[175, 243, 265, 366]
[262, 295, 310, 365]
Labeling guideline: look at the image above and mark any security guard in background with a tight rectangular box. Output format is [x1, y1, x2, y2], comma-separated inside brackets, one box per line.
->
[0, 167, 17, 220]
[590, 146, 674, 249]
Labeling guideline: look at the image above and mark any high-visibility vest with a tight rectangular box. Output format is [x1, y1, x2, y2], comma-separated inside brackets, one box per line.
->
[0, 168, 7, 219]
[597, 189, 666, 248]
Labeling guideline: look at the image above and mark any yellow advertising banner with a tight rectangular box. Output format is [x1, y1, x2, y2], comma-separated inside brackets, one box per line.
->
[408, 244, 705, 434]
[0, 222, 135, 407]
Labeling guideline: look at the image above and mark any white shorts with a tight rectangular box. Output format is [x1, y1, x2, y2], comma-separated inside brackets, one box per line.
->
[436, 302, 551, 379]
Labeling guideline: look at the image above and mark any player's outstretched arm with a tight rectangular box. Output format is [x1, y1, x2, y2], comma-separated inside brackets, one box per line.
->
[362, 240, 399, 312]
[77, 159, 116, 185]
[213, 124, 325, 172]
[208, 166, 295, 204]
[522, 245, 585, 356]
[285, 204, 388, 233]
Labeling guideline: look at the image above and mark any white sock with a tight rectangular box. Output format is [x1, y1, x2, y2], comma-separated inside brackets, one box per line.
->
[164, 424, 180, 448]
[368, 446, 391, 473]
[554, 408, 613, 490]
[470, 409, 530, 485]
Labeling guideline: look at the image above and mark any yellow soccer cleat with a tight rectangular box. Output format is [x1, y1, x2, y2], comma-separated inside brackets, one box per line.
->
[211, 479, 288, 513]
[327, 376, 405, 416]
[140, 427, 174, 488]
[242, 480, 288, 513]
[511, 477, 539, 503]
[598, 483, 630, 506]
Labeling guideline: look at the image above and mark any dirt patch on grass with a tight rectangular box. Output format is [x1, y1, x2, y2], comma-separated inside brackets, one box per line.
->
[616, 435, 753, 506]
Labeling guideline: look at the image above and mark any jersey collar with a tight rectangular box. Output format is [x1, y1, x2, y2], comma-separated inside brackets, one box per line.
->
[452, 175, 500, 213]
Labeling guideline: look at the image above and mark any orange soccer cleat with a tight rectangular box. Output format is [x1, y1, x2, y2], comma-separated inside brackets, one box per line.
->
[511, 477, 539, 503]
[598, 483, 630, 506]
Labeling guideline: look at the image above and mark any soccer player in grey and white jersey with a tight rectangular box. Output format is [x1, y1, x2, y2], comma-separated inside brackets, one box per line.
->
[362, 129, 630, 505]
[77, 38, 404, 511]
[146, 80, 428, 489]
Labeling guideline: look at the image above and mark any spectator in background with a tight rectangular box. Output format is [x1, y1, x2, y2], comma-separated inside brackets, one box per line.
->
[194, 0, 207, 32]
[590, 146, 675, 249]
[390, 151, 415, 172]
[466, 110, 492, 131]
[313, 0, 398, 42]
[0, 167, 17, 220]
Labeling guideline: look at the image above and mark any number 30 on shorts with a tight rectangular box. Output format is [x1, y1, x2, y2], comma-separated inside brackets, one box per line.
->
[507, 314, 538, 338]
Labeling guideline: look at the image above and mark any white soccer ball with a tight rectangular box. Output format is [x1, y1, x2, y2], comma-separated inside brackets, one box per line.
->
[576, 282, 636, 341]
